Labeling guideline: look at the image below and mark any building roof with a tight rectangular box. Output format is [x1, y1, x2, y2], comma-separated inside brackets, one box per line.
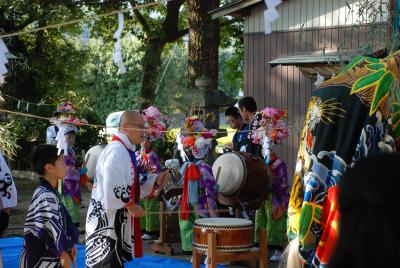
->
[269, 48, 386, 66]
[209, 0, 263, 19]
[268, 53, 352, 67]
[269, 53, 347, 78]
[269, 48, 386, 77]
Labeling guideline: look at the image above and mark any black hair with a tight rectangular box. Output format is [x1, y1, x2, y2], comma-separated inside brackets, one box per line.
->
[225, 106, 241, 119]
[32, 145, 62, 176]
[328, 153, 400, 268]
[64, 130, 77, 136]
[238, 96, 257, 112]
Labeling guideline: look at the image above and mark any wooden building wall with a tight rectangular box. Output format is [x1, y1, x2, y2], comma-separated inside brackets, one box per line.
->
[243, 0, 388, 179]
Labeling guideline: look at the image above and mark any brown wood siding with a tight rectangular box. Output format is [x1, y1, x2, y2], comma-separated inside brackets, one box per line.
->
[244, 24, 386, 181]
[245, 0, 388, 33]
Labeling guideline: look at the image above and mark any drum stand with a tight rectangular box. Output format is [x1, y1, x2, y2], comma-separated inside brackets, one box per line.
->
[192, 228, 268, 268]
[151, 187, 183, 256]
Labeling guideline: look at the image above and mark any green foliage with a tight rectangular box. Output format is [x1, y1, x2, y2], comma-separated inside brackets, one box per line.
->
[0, 121, 21, 160]
[3, 106, 49, 169]
[219, 16, 244, 97]
[153, 43, 190, 113]
[0, 0, 245, 169]
[219, 48, 243, 98]
[1, 0, 88, 99]
[154, 42, 244, 113]
[76, 37, 143, 121]
[74, 109, 107, 163]
[149, 130, 177, 163]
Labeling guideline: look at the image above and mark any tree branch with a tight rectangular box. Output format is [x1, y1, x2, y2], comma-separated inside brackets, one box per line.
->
[162, 0, 186, 41]
[168, 28, 189, 42]
[129, 0, 150, 33]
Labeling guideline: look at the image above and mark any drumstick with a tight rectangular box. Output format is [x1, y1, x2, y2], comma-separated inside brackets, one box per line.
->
[83, 152, 90, 168]
[215, 166, 222, 183]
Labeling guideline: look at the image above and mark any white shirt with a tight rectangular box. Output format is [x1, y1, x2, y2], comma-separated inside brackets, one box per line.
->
[0, 152, 17, 209]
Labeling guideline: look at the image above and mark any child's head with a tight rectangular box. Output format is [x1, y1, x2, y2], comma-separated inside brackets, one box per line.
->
[63, 125, 77, 147]
[32, 145, 67, 179]
[65, 132, 76, 147]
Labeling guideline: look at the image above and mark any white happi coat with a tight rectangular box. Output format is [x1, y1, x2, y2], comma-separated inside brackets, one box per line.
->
[0, 152, 17, 210]
[46, 125, 58, 145]
[85, 132, 156, 267]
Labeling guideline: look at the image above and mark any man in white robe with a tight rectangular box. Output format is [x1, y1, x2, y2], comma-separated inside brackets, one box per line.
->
[85, 111, 163, 268]
[0, 152, 17, 237]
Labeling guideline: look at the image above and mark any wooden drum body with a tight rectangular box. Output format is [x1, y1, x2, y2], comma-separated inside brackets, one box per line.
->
[193, 218, 253, 252]
[212, 152, 269, 210]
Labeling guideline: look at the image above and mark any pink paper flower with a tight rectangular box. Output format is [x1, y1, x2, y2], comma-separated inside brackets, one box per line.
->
[255, 107, 289, 144]
[142, 106, 168, 141]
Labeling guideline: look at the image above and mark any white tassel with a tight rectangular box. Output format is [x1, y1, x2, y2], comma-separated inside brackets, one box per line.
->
[55, 123, 69, 156]
[176, 130, 188, 162]
[264, 0, 282, 34]
[314, 73, 325, 87]
[0, 38, 9, 85]
[262, 135, 271, 159]
[112, 12, 126, 74]
[126, 2, 135, 17]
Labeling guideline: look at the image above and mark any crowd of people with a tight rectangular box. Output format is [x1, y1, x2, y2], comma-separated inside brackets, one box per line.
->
[0, 89, 399, 268]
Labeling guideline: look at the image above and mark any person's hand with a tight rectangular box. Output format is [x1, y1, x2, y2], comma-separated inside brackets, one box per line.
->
[145, 166, 153, 173]
[127, 204, 145, 218]
[69, 246, 77, 263]
[224, 142, 233, 150]
[60, 251, 72, 268]
[1, 208, 11, 215]
[86, 181, 93, 191]
[154, 170, 170, 196]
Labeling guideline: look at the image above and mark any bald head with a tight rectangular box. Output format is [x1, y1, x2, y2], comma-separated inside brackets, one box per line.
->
[119, 110, 145, 145]
[120, 110, 142, 127]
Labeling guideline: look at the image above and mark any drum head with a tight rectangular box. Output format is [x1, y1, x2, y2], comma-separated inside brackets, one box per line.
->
[194, 217, 252, 227]
[85, 144, 106, 179]
[212, 152, 245, 196]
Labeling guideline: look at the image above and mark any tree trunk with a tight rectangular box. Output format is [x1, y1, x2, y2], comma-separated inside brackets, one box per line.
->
[135, 0, 187, 110]
[188, 0, 220, 90]
[188, 0, 221, 165]
[139, 38, 166, 110]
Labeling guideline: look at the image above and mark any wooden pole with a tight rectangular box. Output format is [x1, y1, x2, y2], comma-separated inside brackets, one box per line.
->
[388, 0, 397, 51]
[207, 233, 218, 268]
[192, 248, 201, 268]
[259, 228, 268, 268]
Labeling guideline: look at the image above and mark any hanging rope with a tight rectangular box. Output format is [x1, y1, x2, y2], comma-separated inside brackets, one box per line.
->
[0, 2, 160, 39]
[155, 43, 178, 94]
[0, 93, 56, 106]
[0, 108, 302, 134]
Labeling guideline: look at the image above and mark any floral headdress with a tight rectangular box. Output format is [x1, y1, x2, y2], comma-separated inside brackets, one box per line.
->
[252, 107, 289, 145]
[54, 102, 76, 115]
[142, 106, 168, 141]
[52, 102, 88, 155]
[181, 115, 217, 159]
[50, 101, 88, 126]
[252, 107, 288, 162]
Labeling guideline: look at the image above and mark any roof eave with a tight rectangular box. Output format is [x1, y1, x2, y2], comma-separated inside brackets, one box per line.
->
[209, 0, 264, 19]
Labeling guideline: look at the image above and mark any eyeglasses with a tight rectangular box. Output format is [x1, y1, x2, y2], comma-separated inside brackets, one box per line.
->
[126, 123, 145, 130]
